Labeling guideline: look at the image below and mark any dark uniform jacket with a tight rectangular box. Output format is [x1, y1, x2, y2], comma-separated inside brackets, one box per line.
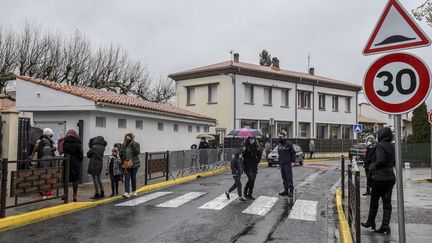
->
[278, 139, 296, 164]
[370, 127, 396, 182]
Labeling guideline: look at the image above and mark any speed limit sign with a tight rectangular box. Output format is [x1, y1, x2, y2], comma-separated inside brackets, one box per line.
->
[364, 52, 431, 114]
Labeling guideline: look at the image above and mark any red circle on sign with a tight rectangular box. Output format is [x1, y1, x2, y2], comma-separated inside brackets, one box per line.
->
[364, 53, 431, 114]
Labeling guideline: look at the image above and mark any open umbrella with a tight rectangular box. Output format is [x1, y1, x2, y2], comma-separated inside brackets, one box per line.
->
[227, 128, 262, 138]
[29, 127, 43, 145]
[196, 134, 215, 140]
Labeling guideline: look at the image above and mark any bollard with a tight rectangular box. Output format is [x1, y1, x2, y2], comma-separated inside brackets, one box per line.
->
[404, 162, 411, 180]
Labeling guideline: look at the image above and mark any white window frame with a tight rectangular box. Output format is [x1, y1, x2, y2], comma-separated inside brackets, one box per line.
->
[188, 125, 193, 133]
[319, 94, 326, 110]
[118, 118, 127, 129]
[158, 122, 164, 131]
[281, 89, 289, 107]
[297, 91, 311, 109]
[187, 87, 195, 105]
[196, 126, 201, 133]
[95, 116, 106, 128]
[244, 84, 254, 104]
[263, 87, 272, 106]
[135, 120, 143, 130]
[208, 84, 218, 104]
[345, 97, 351, 113]
[174, 124, 179, 132]
[332, 96, 339, 111]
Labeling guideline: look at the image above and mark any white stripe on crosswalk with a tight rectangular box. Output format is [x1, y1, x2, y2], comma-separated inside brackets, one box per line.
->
[115, 192, 173, 207]
[156, 192, 206, 208]
[288, 199, 318, 221]
[199, 193, 239, 210]
[242, 196, 278, 216]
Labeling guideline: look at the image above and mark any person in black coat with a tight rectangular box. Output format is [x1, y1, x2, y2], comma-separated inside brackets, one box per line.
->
[278, 138, 296, 197]
[198, 138, 209, 149]
[87, 136, 107, 200]
[242, 137, 262, 200]
[225, 151, 247, 201]
[361, 127, 395, 235]
[63, 129, 83, 202]
[363, 140, 377, 196]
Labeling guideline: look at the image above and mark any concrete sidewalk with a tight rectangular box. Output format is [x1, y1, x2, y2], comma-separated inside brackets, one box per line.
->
[359, 168, 432, 243]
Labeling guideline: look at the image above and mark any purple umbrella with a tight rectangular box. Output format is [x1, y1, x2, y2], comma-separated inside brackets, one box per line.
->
[227, 128, 262, 138]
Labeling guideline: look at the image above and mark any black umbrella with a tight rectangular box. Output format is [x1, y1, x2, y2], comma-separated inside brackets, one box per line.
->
[28, 127, 43, 145]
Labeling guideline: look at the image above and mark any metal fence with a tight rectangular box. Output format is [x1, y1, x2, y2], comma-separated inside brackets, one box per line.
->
[402, 143, 431, 166]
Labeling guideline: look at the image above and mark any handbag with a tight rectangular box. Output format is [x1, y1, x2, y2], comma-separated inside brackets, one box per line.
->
[122, 159, 133, 170]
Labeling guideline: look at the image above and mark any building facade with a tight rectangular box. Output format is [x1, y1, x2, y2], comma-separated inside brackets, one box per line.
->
[170, 54, 362, 141]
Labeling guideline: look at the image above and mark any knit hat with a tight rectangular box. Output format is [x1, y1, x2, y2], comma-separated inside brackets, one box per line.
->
[43, 128, 54, 138]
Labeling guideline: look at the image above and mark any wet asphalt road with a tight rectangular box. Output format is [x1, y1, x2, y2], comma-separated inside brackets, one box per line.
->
[0, 163, 340, 243]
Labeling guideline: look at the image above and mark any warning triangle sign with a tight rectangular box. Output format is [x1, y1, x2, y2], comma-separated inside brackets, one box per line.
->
[363, 0, 431, 55]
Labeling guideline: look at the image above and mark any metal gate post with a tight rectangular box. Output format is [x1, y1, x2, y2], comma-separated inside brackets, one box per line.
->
[1, 158, 8, 218]
[355, 169, 361, 243]
[348, 164, 352, 227]
[341, 155, 345, 200]
[63, 157, 70, 204]
[165, 151, 169, 181]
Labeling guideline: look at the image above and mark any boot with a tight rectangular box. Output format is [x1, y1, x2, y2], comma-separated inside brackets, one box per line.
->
[90, 193, 100, 200]
[99, 191, 106, 198]
[361, 206, 378, 230]
[375, 210, 391, 234]
[73, 191, 78, 202]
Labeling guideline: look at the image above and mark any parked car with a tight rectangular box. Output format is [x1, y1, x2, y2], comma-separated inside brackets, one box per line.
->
[348, 143, 368, 163]
[267, 144, 304, 167]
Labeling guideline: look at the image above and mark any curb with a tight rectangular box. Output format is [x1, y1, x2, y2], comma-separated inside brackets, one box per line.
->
[0, 167, 229, 231]
[335, 189, 353, 243]
[414, 178, 432, 183]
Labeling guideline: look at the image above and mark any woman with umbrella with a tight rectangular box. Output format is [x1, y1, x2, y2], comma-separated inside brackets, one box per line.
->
[242, 136, 262, 200]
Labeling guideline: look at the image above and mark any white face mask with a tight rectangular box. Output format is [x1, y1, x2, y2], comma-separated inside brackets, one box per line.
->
[250, 139, 255, 144]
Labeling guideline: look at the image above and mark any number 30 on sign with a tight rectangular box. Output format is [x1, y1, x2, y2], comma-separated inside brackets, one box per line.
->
[363, 53, 431, 114]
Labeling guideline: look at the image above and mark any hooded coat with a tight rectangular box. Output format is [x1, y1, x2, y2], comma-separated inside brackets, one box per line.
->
[370, 127, 396, 182]
[37, 135, 55, 168]
[63, 130, 83, 182]
[87, 136, 107, 175]
[120, 133, 141, 169]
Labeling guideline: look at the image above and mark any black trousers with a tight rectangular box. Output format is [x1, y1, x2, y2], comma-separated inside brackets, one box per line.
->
[365, 168, 371, 192]
[244, 171, 256, 196]
[110, 174, 121, 195]
[228, 175, 242, 197]
[280, 163, 294, 193]
[368, 180, 395, 225]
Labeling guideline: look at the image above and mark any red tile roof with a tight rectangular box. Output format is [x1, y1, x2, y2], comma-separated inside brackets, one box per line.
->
[170, 61, 362, 91]
[17, 76, 216, 123]
[0, 94, 16, 112]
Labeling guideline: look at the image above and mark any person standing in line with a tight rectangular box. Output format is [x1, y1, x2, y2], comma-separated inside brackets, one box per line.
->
[243, 137, 262, 200]
[361, 127, 395, 235]
[120, 133, 141, 199]
[106, 147, 123, 197]
[278, 137, 296, 197]
[198, 137, 209, 149]
[87, 136, 107, 200]
[62, 129, 83, 202]
[225, 151, 247, 202]
[36, 128, 56, 198]
[308, 139, 315, 159]
[363, 140, 377, 196]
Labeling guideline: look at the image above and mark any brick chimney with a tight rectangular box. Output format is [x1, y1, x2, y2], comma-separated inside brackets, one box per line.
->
[272, 57, 280, 69]
[233, 53, 240, 62]
[309, 67, 315, 75]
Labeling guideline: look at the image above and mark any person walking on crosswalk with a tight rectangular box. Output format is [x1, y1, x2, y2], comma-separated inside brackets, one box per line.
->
[243, 137, 262, 200]
[225, 151, 247, 201]
[278, 136, 296, 197]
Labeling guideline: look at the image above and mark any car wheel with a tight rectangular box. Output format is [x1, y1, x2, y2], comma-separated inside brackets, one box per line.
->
[268, 162, 273, 167]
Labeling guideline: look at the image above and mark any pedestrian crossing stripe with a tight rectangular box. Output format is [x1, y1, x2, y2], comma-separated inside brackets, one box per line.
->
[156, 192, 206, 208]
[242, 196, 278, 216]
[288, 199, 318, 221]
[115, 192, 173, 207]
[199, 193, 239, 210]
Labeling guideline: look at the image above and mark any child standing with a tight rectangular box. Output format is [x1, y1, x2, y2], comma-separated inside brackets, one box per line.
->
[106, 147, 123, 197]
[225, 152, 246, 201]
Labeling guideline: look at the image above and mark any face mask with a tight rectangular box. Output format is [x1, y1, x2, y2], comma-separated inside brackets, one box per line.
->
[239, 154, 243, 159]
[250, 139, 255, 144]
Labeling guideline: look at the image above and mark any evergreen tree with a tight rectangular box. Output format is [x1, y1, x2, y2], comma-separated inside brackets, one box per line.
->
[259, 50, 272, 66]
[411, 103, 430, 143]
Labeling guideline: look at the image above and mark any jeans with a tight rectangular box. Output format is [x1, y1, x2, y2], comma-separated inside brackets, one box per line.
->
[280, 163, 293, 193]
[124, 167, 138, 193]
[110, 174, 121, 195]
[228, 175, 242, 197]
[244, 171, 256, 196]
[92, 174, 104, 194]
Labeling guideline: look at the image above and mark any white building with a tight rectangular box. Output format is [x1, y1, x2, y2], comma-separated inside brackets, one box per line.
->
[16, 76, 216, 153]
[170, 54, 362, 140]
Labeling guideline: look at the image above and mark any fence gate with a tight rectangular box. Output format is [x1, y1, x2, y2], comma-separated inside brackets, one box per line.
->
[17, 118, 31, 163]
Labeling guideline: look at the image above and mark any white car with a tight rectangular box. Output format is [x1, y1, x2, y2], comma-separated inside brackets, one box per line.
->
[267, 144, 304, 167]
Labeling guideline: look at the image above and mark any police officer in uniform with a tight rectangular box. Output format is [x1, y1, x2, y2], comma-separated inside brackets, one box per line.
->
[278, 135, 296, 197]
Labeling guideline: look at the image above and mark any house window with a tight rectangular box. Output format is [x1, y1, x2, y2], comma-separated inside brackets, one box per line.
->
[187, 87, 195, 105]
[241, 120, 258, 129]
[281, 89, 289, 107]
[298, 122, 310, 138]
[277, 122, 291, 138]
[174, 124, 179, 132]
[319, 94, 326, 110]
[317, 124, 327, 139]
[158, 122, 164, 131]
[208, 84, 218, 104]
[297, 91, 311, 109]
[188, 125, 193, 132]
[95, 116, 106, 128]
[389, 114, 393, 119]
[204, 126, 209, 133]
[196, 126, 201, 133]
[118, 119, 127, 129]
[136, 120, 143, 130]
[264, 87, 272, 105]
[330, 125, 340, 139]
[342, 126, 352, 139]
[345, 97, 351, 113]
[245, 85, 254, 104]
[332, 96, 339, 111]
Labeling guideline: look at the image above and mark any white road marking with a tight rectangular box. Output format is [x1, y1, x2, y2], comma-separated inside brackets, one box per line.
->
[288, 199, 318, 221]
[242, 196, 278, 216]
[115, 192, 173, 207]
[156, 192, 206, 208]
[199, 193, 239, 210]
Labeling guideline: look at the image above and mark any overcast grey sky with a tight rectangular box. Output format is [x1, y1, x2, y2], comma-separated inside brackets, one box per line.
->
[2, 0, 432, 106]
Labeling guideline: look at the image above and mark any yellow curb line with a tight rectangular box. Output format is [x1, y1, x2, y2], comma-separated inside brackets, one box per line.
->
[335, 189, 353, 243]
[0, 167, 229, 231]
[414, 178, 432, 183]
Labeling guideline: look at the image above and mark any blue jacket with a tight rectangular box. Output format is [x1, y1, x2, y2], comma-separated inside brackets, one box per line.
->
[278, 140, 296, 164]
[231, 153, 243, 176]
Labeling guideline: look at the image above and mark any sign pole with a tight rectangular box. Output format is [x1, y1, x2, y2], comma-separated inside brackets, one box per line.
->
[430, 110, 432, 178]
[394, 114, 406, 243]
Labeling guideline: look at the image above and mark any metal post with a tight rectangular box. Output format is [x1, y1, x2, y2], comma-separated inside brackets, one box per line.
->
[348, 164, 352, 226]
[144, 152, 148, 186]
[63, 157, 70, 204]
[430, 110, 432, 178]
[1, 159, 8, 218]
[165, 151, 169, 181]
[395, 114, 406, 243]
[355, 169, 361, 243]
[341, 155, 345, 200]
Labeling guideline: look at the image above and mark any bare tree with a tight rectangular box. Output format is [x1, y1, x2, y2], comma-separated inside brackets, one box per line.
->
[0, 25, 17, 91]
[413, 1, 432, 26]
[145, 76, 176, 104]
